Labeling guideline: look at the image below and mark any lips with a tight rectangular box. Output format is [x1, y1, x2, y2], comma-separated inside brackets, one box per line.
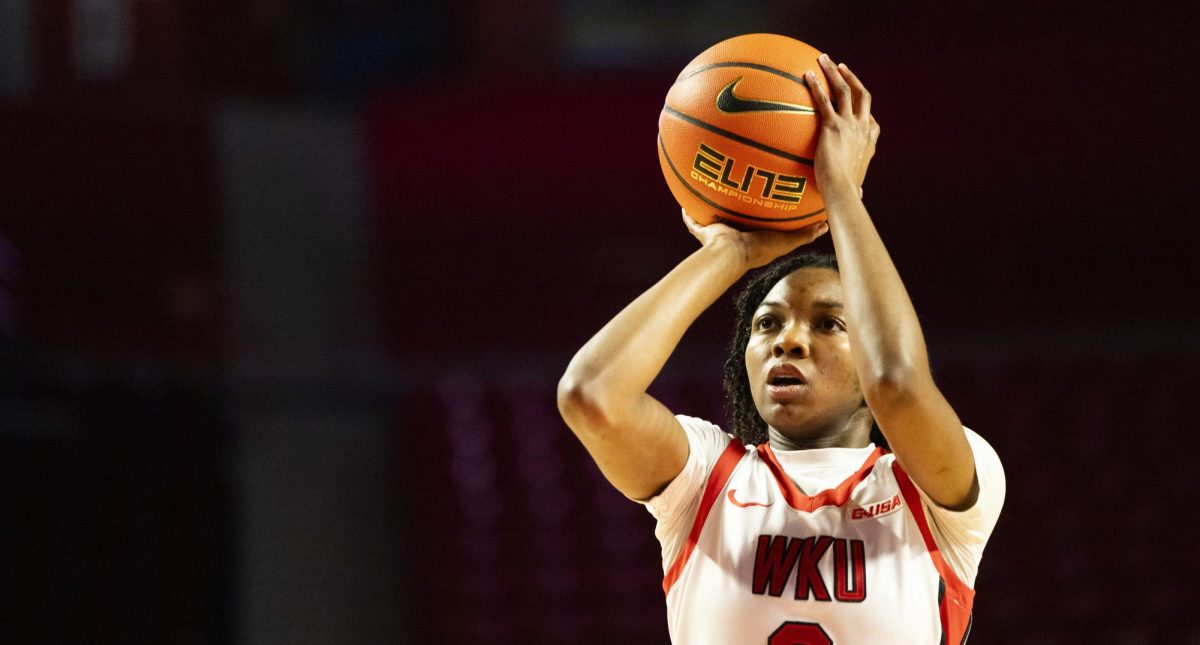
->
[768, 363, 808, 385]
[766, 363, 808, 400]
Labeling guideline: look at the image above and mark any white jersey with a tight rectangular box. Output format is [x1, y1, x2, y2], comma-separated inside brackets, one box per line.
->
[643, 416, 1005, 645]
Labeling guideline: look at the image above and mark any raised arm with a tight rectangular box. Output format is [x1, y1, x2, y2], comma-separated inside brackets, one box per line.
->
[807, 55, 978, 510]
[557, 216, 828, 500]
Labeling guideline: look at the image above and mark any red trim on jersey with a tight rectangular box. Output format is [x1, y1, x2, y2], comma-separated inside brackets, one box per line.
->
[662, 437, 747, 595]
[756, 445, 884, 512]
[892, 463, 976, 644]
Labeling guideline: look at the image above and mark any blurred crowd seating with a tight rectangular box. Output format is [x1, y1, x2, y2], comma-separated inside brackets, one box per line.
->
[400, 351, 1200, 644]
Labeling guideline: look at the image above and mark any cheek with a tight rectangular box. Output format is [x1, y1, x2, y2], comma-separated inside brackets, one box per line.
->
[842, 370, 863, 398]
[744, 342, 768, 389]
[744, 349, 759, 386]
[821, 342, 860, 390]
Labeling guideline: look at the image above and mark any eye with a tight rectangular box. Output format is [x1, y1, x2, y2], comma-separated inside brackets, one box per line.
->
[819, 317, 846, 332]
[754, 315, 776, 331]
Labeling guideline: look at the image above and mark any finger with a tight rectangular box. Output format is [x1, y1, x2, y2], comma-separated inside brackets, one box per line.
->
[797, 221, 830, 247]
[681, 209, 705, 239]
[788, 220, 829, 244]
[810, 221, 830, 240]
[818, 54, 852, 117]
[804, 70, 835, 120]
[837, 62, 871, 120]
[869, 115, 881, 143]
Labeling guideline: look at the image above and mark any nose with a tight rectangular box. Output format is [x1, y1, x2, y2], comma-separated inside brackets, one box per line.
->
[772, 324, 810, 359]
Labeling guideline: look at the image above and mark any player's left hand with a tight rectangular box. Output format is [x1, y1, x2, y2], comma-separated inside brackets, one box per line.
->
[807, 54, 881, 198]
[681, 209, 828, 270]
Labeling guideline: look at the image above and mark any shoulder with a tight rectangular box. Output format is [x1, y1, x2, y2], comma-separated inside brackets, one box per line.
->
[905, 426, 1006, 586]
[964, 427, 1003, 471]
[676, 414, 753, 463]
[643, 415, 739, 508]
[674, 414, 732, 443]
[908, 426, 1005, 514]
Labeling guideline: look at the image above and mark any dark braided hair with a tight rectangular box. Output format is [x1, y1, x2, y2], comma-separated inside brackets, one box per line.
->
[722, 250, 888, 449]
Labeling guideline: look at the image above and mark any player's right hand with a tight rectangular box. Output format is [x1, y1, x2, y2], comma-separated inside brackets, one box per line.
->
[681, 209, 829, 270]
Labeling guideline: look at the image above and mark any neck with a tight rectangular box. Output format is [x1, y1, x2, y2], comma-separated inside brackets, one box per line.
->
[767, 407, 874, 450]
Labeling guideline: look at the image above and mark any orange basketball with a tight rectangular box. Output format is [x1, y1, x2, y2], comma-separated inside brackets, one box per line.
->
[658, 34, 828, 231]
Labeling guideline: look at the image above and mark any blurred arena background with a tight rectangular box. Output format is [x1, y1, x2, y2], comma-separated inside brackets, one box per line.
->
[1, 1, 1198, 643]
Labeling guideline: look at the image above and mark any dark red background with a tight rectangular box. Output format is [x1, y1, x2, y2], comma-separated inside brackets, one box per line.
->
[2, 1, 1198, 643]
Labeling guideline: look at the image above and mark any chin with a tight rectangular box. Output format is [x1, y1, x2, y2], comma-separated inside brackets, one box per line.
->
[764, 413, 822, 437]
[765, 402, 843, 430]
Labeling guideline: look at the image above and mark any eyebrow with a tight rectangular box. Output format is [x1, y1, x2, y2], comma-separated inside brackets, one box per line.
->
[757, 299, 844, 311]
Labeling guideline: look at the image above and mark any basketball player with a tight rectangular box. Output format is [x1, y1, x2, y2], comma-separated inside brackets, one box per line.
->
[557, 54, 1004, 644]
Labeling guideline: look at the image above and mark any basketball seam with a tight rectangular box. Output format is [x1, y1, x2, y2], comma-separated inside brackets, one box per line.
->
[676, 61, 813, 89]
[662, 106, 814, 166]
[658, 135, 825, 224]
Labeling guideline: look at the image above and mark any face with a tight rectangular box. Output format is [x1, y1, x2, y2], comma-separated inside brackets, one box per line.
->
[744, 267, 869, 447]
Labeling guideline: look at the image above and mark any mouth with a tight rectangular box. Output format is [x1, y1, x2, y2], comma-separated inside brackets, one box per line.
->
[766, 364, 808, 400]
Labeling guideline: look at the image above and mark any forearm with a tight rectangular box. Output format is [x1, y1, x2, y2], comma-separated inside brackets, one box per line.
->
[823, 178, 931, 391]
[561, 240, 748, 419]
[807, 55, 974, 507]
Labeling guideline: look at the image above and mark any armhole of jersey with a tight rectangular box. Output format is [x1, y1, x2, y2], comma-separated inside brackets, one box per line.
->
[892, 462, 976, 645]
[661, 437, 745, 596]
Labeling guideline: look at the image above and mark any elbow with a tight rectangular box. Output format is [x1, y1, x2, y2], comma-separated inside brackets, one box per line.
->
[555, 372, 590, 421]
[860, 362, 924, 408]
[556, 370, 616, 433]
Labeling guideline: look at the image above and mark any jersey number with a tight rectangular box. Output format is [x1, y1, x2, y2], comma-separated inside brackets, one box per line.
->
[768, 621, 832, 645]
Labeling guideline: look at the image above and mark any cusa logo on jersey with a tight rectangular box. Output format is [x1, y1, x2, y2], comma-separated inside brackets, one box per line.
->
[850, 494, 903, 520]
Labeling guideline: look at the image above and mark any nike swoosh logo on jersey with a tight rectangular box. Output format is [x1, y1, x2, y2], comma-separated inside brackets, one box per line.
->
[727, 488, 773, 508]
[715, 78, 816, 115]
